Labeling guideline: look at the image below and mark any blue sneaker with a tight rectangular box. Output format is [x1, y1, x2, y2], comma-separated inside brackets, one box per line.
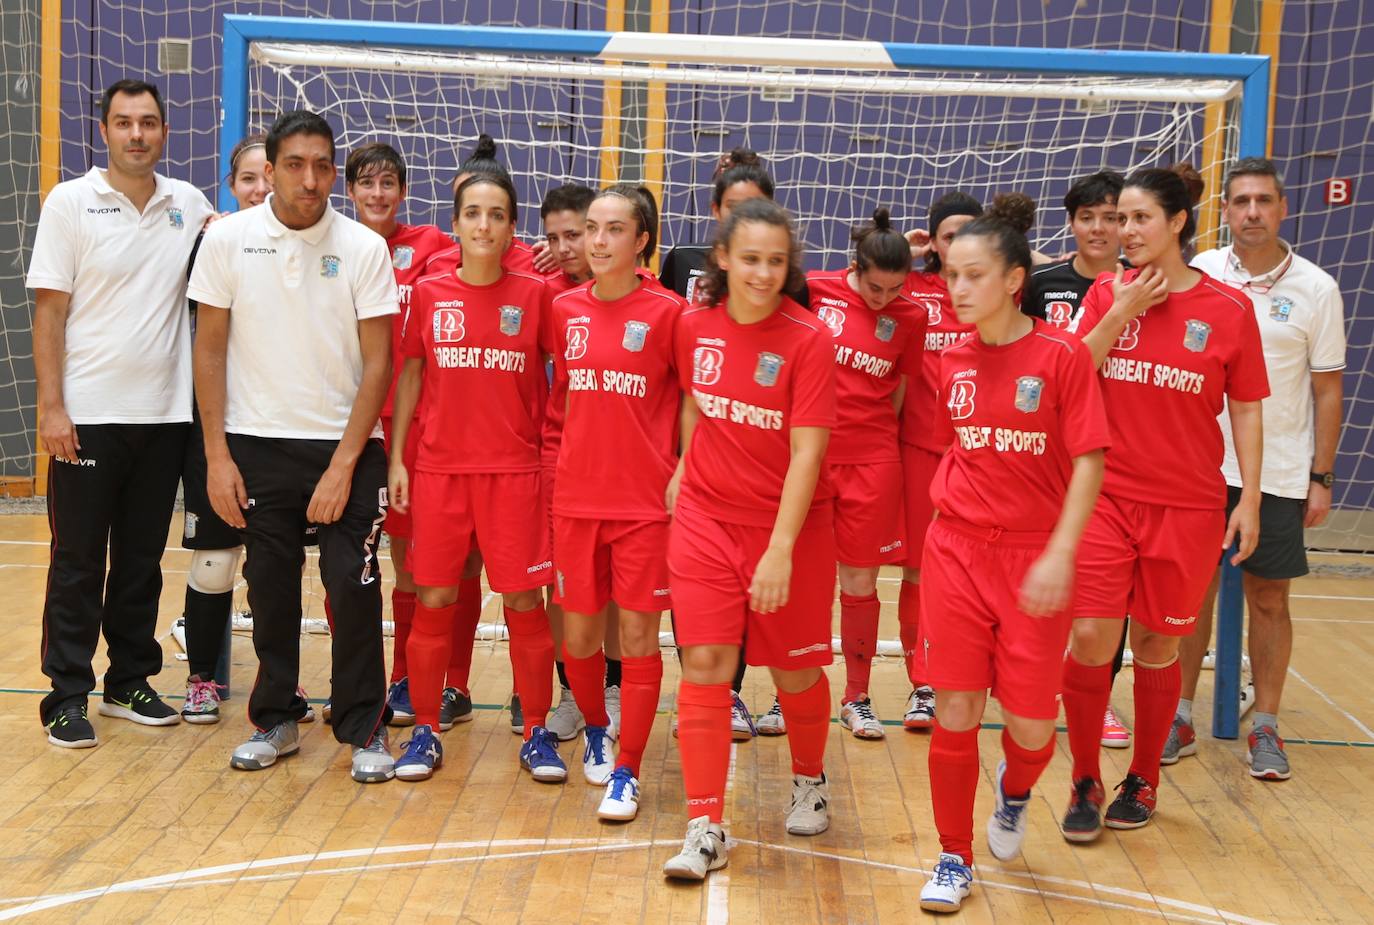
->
[582, 724, 615, 785]
[387, 677, 415, 726]
[598, 765, 641, 821]
[986, 759, 1031, 860]
[395, 724, 443, 781]
[519, 726, 567, 783]
[920, 852, 974, 912]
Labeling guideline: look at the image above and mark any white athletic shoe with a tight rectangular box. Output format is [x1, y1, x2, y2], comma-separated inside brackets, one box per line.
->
[903, 686, 936, 730]
[786, 773, 830, 836]
[547, 686, 585, 742]
[662, 815, 728, 881]
[230, 721, 299, 771]
[730, 692, 757, 740]
[581, 724, 616, 785]
[351, 729, 395, 783]
[920, 853, 974, 913]
[986, 760, 1031, 861]
[840, 697, 886, 739]
[598, 766, 641, 821]
[756, 696, 787, 736]
[604, 684, 622, 734]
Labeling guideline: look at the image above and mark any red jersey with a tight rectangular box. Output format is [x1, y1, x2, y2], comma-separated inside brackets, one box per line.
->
[425, 237, 538, 276]
[402, 268, 553, 474]
[384, 223, 454, 418]
[805, 269, 927, 464]
[930, 321, 1111, 532]
[903, 270, 975, 452]
[551, 280, 686, 520]
[1072, 269, 1270, 509]
[675, 297, 837, 527]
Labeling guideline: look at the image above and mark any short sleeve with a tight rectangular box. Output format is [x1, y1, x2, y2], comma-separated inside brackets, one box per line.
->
[790, 329, 837, 429]
[353, 236, 401, 321]
[186, 221, 235, 308]
[1022, 273, 1046, 320]
[1068, 274, 1114, 337]
[537, 284, 556, 357]
[1057, 338, 1112, 458]
[401, 281, 428, 359]
[1226, 299, 1271, 402]
[1308, 280, 1347, 372]
[25, 185, 79, 293]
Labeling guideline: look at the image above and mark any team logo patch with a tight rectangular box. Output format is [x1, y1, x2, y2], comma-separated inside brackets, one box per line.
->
[434, 307, 465, 343]
[1014, 376, 1043, 413]
[321, 255, 341, 278]
[947, 379, 976, 420]
[392, 245, 414, 270]
[685, 272, 704, 305]
[1183, 319, 1212, 353]
[184, 512, 197, 539]
[693, 346, 724, 385]
[499, 305, 524, 336]
[565, 324, 589, 360]
[1045, 300, 1073, 328]
[875, 314, 897, 343]
[754, 351, 784, 387]
[167, 207, 184, 229]
[817, 306, 846, 337]
[1269, 296, 1293, 322]
[623, 320, 650, 352]
[916, 297, 942, 326]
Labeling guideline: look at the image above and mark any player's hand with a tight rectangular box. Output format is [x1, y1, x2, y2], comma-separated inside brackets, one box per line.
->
[39, 405, 80, 463]
[1223, 496, 1261, 565]
[207, 455, 249, 529]
[1019, 546, 1074, 617]
[664, 468, 683, 515]
[388, 462, 410, 515]
[748, 545, 792, 614]
[204, 212, 229, 228]
[307, 461, 353, 525]
[531, 237, 560, 275]
[1304, 482, 1332, 528]
[905, 228, 931, 264]
[1110, 264, 1168, 319]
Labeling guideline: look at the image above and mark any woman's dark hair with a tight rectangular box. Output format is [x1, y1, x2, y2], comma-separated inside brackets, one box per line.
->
[952, 214, 1033, 279]
[711, 147, 775, 208]
[540, 183, 596, 220]
[925, 191, 983, 273]
[593, 183, 659, 267]
[345, 142, 407, 188]
[225, 132, 267, 184]
[699, 197, 805, 306]
[452, 133, 512, 188]
[453, 171, 519, 225]
[1124, 162, 1205, 247]
[851, 207, 909, 275]
[988, 192, 1037, 236]
[1064, 170, 1125, 217]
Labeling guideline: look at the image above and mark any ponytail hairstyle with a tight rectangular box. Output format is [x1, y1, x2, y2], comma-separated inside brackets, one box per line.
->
[699, 197, 805, 306]
[987, 192, 1037, 237]
[925, 191, 983, 273]
[711, 147, 775, 208]
[1123, 162, 1205, 247]
[851, 207, 910, 275]
[452, 133, 512, 191]
[225, 132, 267, 184]
[454, 171, 519, 226]
[594, 183, 659, 266]
[952, 213, 1033, 280]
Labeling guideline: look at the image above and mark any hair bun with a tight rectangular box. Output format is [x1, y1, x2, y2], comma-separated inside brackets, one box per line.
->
[472, 133, 498, 160]
[987, 192, 1036, 236]
[871, 206, 892, 232]
[1169, 162, 1205, 205]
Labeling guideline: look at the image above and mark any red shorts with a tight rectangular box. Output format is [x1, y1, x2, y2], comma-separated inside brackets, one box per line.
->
[668, 501, 836, 670]
[554, 516, 672, 614]
[830, 460, 907, 567]
[381, 416, 421, 539]
[921, 517, 1072, 720]
[542, 465, 557, 577]
[900, 443, 942, 570]
[409, 470, 552, 591]
[1073, 494, 1225, 636]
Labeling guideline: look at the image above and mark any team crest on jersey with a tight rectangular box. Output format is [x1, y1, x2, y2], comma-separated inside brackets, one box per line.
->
[1014, 376, 1043, 413]
[754, 351, 784, 387]
[499, 305, 524, 336]
[623, 320, 650, 352]
[947, 379, 976, 420]
[392, 245, 414, 270]
[167, 207, 184, 229]
[1183, 319, 1212, 353]
[693, 346, 724, 385]
[816, 306, 846, 337]
[875, 314, 897, 343]
[1269, 296, 1293, 322]
[321, 255, 341, 278]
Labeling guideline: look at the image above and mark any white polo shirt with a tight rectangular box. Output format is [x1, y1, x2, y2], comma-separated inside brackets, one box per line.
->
[187, 196, 399, 440]
[1192, 242, 1346, 500]
[25, 167, 214, 424]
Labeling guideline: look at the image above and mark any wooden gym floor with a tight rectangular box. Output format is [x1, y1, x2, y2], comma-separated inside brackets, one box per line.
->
[0, 510, 1372, 924]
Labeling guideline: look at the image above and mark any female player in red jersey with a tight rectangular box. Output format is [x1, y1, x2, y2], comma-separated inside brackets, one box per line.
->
[804, 208, 926, 739]
[662, 198, 837, 882]
[1060, 164, 1268, 838]
[427, 135, 539, 277]
[388, 172, 564, 784]
[550, 184, 686, 821]
[916, 216, 1109, 914]
[897, 192, 982, 730]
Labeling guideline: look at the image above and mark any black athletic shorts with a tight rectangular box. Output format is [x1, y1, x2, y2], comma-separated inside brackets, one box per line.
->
[182, 419, 242, 551]
[1226, 485, 1308, 580]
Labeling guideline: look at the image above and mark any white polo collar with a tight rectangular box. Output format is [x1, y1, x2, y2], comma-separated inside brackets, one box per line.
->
[1225, 239, 1294, 286]
[85, 165, 173, 209]
[262, 193, 335, 246]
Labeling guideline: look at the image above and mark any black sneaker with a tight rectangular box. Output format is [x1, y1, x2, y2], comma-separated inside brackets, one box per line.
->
[99, 685, 180, 726]
[509, 691, 523, 735]
[440, 687, 473, 730]
[1104, 773, 1157, 829]
[1061, 776, 1106, 843]
[47, 703, 98, 748]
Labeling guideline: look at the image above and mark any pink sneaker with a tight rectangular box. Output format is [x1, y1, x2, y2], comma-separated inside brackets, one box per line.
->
[1101, 706, 1131, 749]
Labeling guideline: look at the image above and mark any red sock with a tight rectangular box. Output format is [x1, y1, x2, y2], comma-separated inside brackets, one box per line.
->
[617, 653, 663, 777]
[1001, 727, 1055, 798]
[323, 595, 335, 634]
[445, 578, 483, 694]
[676, 680, 732, 823]
[563, 645, 610, 727]
[840, 592, 880, 703]
[898, 580, 926, 687]
[406, 602, 455, 728]
[504, 602, 553, 738]
[1062, 654, 1113, 784]
[929, 722, 980, 866]
[1129, 659, 1182, 789]
[776, 671, 831, 777]
[390, 589, 417, 682]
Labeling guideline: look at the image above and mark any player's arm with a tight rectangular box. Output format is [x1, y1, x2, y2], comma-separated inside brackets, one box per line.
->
[1306, 370, 1343, 527]
[750, 425, 829, 615]
[193, 303, 249, 529]
[1076, 266, 1168, 368]
[665, 396, 699, 515]
[387, 356, 423, 515]
[32, 289, 78, 460]
[1223, 398, 1263, 564]
[1020, 449, 1105, 616]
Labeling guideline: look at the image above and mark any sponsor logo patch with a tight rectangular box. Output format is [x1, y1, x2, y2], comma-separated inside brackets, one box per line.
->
[565, 325, 589, 360]
[754, 351, 784, 387]
[1014, 376, 1043, 413]
[947, 379, 976, 420]
[693, 346, 724, 386]
[434, 308, 465, 343]
[816, 306, 846, 337]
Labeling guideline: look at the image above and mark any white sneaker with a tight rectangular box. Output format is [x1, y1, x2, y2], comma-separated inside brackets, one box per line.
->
[662, 815, 728, 881]
[730, 692, 757, 740]
[598, 766, 640, 821]
[786, 773, 830, 836]
[903, 686, 936, 730]
[547, 686, 585, 742]
[230, 721, 299, 771]
[756, 696, 787, 736]
[840, 697, 886, 739]
[604, 684, 622, 733]
[986, 760, 1031, 861]
[582, 724, 616, 785]
[351, 729, 395, 783]
[920, 853, 974, 913]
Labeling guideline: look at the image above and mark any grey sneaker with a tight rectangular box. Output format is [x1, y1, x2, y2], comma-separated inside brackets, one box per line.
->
[1247, 726, 1291, 781]
[231, 721, 299, 770]
[663, 815, 728, 881]
[351, 729, 395, 783]
[547, 686, 585, 741]
[1159, 716, 1197, 765]
[604, 684, 622, 734]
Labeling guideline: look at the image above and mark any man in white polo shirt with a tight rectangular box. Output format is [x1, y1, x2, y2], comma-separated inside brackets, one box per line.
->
[189, 110, 399, 783]
[1167, 157, 1346, 781]
[26, 79, 215, 748]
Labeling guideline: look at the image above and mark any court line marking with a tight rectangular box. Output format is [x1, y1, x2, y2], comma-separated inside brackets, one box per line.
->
[1286, 667, 1374, 740]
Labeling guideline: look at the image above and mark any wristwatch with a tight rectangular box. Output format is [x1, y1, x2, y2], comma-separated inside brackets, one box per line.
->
[1310, 471, 1335, 489]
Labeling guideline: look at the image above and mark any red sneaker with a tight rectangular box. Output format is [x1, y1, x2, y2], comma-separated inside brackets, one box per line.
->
[1100, 706, 1131, 748]
[1104, 773, 1158, 829]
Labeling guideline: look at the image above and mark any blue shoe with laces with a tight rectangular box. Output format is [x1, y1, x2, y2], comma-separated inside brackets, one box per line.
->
[519, 725, 567, 783]
[386, 677, 415, 726]
[919, 852, 974, 913]
[598, 765, 641, 821]
[582, 724, 615, 785]
[395, 724, 443, 781]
